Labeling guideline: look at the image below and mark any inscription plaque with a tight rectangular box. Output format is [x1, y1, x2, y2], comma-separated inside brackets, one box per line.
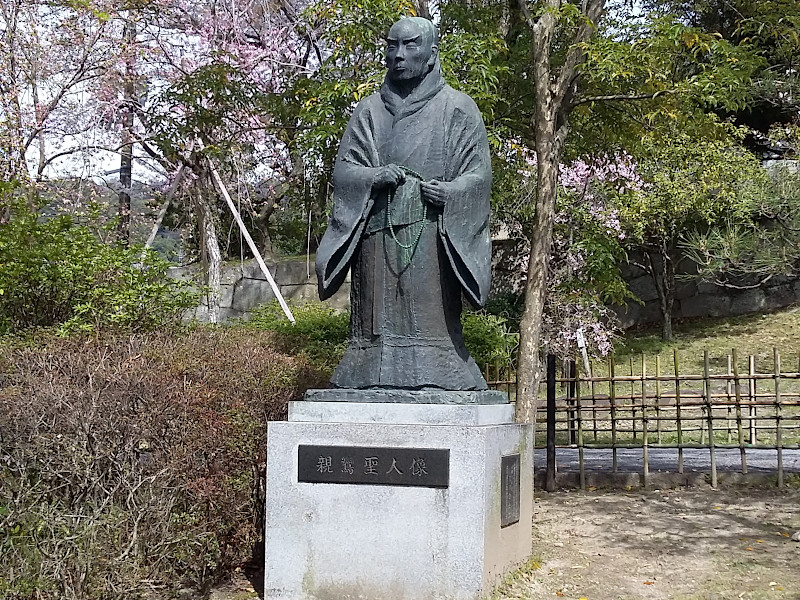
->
[500, 453, 520, 527]
[298, 445, 449, 488]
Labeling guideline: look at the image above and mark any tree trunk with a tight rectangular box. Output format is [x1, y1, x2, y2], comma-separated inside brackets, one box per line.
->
[514, 0, 560, 423]
[32, 79, 46, 179]
[645, 243, 676, 341]
[515, 137, 560, 422]
[195, 178, 222, 324]
[513, 0, 605, 423]
[117, 20, 136, 246]
[413, 0, 430, 19]
[2, 5, 26, 182]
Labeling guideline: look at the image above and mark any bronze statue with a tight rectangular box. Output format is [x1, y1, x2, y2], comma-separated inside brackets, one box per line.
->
[316, 17, 492, 390]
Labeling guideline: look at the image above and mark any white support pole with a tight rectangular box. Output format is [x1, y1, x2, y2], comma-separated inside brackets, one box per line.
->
[142, 164, 186, 255]
[306, 207, 312, 279]
[208, 161, 295, 325]
[576, 327, 591, 375]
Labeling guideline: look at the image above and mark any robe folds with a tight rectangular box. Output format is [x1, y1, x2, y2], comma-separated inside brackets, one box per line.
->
[315, 66, 492, 390]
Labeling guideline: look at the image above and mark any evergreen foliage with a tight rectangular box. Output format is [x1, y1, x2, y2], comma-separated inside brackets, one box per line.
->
[0, 195, 196, 335]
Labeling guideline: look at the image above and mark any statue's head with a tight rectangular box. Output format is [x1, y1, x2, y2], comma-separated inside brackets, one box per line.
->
[385, 17, 438, 84]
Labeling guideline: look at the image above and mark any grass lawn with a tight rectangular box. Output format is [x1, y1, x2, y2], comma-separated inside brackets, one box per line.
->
[615, 304, 800, 373]
[533, 305, 800, 449]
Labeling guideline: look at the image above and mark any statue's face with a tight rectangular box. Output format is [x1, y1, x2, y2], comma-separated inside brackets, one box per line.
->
[385, 20, 436, 82]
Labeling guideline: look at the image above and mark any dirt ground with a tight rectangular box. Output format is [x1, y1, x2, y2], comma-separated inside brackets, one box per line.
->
[492, 486, 800, 600]
[211, 485, 800, 600]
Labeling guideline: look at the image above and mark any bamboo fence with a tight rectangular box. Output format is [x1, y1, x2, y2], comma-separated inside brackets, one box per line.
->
[486, 348, 800, 488]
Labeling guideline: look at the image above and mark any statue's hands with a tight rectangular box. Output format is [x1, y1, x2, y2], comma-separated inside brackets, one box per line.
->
[372, 164, 405, 189]
[420, 180, 448, 208]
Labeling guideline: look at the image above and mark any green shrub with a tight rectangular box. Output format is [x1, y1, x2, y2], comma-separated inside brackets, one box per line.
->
[0, 198, 196, 335]
[244, 301, 518, 372]
[462, 311, 519, 369]
[0, 328, 327, 599]
[244, 301, 349, 373]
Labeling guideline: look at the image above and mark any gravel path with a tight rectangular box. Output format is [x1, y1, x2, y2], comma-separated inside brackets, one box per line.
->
[535, 447, 800, 474]
[491, 487, 800, 600]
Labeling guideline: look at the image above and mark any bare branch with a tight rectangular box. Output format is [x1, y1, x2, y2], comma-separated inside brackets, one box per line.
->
[21, 25, 109, 154]
[573, 90, 674, 106]
[134, 136, 176, 172]
[554, 0, 606, 107]
[703, 273, 775, 290]
[516, 0, 537, 30]
[36, 144, 123, 173]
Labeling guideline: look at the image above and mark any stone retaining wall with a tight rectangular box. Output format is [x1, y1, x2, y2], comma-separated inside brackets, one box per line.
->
[616, 263, 800, 328]
[168, 257, 350, 322]
[170, 254, 800, 326]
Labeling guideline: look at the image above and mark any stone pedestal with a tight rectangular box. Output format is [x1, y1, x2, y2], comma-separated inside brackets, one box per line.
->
[264, 396, 533, 600]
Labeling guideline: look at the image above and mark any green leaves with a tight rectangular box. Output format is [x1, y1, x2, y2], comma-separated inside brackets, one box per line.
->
[580, 15, 762, 117]
[682, 162, 800, 285]
[461, 312, 519, 368]
[613, 123, 766, 246]
[150, 62, 270, 156]
[641, 0, 800, 130]
[245, 301, 349, 372]
[0, 198, 197, 336]
[439, 29, 509, 120]
[290, 0, 416, 178]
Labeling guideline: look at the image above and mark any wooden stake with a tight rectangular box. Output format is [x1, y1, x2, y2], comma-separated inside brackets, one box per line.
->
[576, 358, 585, 490]
[568, 359, 577, 445]
[774, 348, 784, 488]
[143, 165, 185, 255]
[642, 353, 649, 488]
[674, 350, 683, 474]
[705, 350, 717, 488]
[749, 355, 758, 445]
[656, 355, 662, 444]
[545, 354, 557, 492]
[733, 348, 747, 474]
[590, 361, 598, 441]
[726, 354, 733, 444]
[630, 356, 637, 440]
[610, 355, 618, 473]
[306, 207, 312, 279]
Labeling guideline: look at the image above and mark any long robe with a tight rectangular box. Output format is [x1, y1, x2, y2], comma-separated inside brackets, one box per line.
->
[315, 66, 492, 390]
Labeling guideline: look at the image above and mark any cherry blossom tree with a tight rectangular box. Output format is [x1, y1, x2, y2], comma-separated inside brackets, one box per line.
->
[494, 142, 633, 360]
[0, 0, 113, 183]
[1, 0, 313, 320]
[122, 0, 307, 319]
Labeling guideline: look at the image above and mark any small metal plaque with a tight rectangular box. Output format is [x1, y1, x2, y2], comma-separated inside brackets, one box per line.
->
[298, 445, 449, 488]
[501, 453, 521, 527]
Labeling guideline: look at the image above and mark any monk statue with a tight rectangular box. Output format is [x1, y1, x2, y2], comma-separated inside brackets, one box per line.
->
[315, 16, 492, 391]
